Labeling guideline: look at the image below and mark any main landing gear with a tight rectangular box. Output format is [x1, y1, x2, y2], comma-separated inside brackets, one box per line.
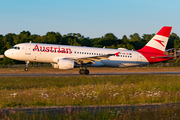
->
[24, 61, 29, 71]
[79, 64, 89, 75]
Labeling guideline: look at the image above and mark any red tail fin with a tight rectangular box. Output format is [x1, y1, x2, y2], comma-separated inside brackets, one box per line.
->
[137, 26, 172, 54]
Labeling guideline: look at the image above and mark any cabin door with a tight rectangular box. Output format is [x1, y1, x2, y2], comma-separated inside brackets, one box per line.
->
[25, 44, 31, 55]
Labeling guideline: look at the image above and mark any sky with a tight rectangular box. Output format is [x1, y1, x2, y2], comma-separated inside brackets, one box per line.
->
[0, 0, 179, 39]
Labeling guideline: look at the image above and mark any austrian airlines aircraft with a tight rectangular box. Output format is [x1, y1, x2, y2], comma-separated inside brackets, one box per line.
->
[4, 26, 172, 75]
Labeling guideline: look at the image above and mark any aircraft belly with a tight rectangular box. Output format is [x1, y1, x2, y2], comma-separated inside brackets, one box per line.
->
[101, 60, 148, 67]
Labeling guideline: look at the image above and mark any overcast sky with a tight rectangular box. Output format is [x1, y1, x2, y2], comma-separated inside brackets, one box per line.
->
[0, 0, 179, 38]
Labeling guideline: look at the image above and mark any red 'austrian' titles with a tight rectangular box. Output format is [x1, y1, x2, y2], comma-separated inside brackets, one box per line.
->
[33, 45, 72, 54]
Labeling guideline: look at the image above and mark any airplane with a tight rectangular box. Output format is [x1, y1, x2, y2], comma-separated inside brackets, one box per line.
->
[4, 26, 173, 75]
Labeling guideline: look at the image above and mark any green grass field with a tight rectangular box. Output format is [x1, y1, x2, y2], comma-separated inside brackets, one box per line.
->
[1, 74, 180, 119]
[0, 75, 180, 108]
[1, 106, 180, 120]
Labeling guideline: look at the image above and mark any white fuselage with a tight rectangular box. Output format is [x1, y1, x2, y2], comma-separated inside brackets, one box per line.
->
[5, 43, 149, 67]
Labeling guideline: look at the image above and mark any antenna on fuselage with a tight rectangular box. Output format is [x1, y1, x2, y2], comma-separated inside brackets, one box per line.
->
[29, 41, 32, 43]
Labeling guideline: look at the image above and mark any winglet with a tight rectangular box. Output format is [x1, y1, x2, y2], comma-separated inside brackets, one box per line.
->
[115, 52, 120, 57]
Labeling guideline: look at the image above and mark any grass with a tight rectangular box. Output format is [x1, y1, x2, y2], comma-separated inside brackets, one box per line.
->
[0, 75, 180, 108]
[1, 106, 180, 120]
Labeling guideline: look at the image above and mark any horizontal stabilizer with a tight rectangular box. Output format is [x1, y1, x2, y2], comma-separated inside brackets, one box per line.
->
[151, 56, 174, 59]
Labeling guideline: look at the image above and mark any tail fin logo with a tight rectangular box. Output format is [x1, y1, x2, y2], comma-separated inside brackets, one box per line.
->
[137, 26, 172, 54]
[154, 39, 165, 47]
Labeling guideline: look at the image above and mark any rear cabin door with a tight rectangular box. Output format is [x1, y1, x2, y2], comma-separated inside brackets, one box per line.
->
[137, 53, 142, 63]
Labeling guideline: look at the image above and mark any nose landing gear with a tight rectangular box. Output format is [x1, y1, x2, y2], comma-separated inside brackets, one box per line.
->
[24, 61, 29, 71]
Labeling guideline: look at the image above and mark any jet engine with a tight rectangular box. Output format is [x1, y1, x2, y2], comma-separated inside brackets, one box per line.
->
[52, 59, 74, 70]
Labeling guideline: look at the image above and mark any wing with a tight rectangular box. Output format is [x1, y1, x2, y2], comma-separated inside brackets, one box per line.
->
[65, 53, 116, 64]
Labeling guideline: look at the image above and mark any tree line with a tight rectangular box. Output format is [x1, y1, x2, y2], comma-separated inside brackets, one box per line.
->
[0, 31, 180, 65]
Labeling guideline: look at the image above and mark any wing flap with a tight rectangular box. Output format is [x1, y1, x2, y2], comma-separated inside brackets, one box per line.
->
[66, 54, 114, 64]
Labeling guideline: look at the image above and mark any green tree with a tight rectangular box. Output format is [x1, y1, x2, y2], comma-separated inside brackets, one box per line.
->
[97, 33, 117, 47]
[142, 34, 155, 43]
[0, 35, 5, 54]
[122, 35, 128, 43]
[29, 34, 42, 43]
[168, 33, 179, 49]
[129, 33, 141, 42]
[19, 31, 31, 43]
[79, 37, 92, 47]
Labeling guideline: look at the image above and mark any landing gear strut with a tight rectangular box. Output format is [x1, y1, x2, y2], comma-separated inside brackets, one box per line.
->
[24, 61, 29, 71]
[79, 64, 89, 75]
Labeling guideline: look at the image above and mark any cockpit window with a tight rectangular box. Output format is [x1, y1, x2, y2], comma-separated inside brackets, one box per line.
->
[12, 46, 20, 50]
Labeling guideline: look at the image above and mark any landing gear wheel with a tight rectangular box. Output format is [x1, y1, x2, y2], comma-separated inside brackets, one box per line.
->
[79, 64, 90, 75]
[79, 69, 89, 75]
[85, 70, 89, 75]
[24, 68, 28, 71]
[79, 69, 85, 75]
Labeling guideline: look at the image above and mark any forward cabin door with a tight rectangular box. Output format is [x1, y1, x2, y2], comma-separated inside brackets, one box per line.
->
[25, 44, 31, 55]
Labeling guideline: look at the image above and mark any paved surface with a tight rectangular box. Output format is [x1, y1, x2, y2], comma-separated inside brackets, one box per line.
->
[1, 103, 180, 114]
[0, 72, 180, 77]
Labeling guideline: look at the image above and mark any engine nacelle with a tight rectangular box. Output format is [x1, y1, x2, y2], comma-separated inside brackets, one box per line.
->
[53, 59, 74, 70]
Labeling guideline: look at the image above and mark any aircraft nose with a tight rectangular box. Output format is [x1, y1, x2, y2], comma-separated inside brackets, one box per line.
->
[4, 49, 11, 58]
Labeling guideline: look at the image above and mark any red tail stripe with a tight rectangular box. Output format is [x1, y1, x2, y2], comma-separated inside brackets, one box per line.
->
[137, 46, 164, 54]
[156, 26, 172, 37]
[137, 51, 173, 63]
